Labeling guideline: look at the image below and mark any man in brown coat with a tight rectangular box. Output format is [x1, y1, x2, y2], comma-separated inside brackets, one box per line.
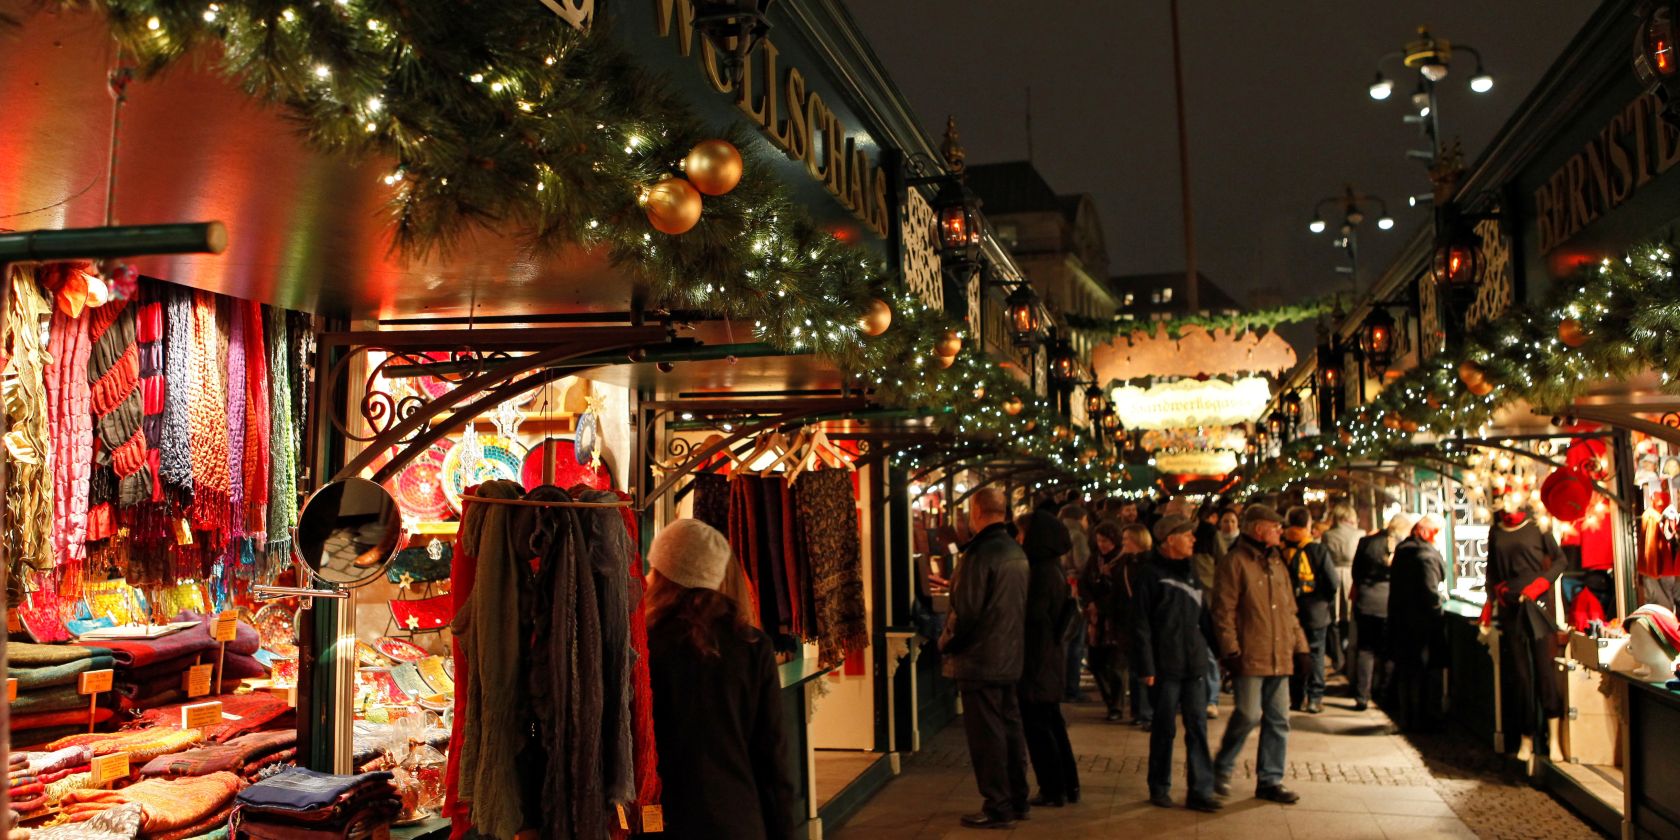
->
[1211, 504, 1309, 804]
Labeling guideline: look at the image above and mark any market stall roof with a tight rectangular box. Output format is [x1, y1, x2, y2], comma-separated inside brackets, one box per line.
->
[2, 8, 640, 319]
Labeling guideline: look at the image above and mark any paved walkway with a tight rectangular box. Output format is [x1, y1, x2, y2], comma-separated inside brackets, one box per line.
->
[832, 678, 1604, 840]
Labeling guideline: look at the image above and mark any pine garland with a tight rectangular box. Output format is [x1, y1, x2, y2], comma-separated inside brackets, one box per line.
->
[1244, 242, 1680, 494]
[1066, 298, 1335, 342]
[69, 0, 1131, 493]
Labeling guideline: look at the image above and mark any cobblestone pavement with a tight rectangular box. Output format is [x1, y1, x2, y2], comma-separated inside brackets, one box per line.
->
[830, 676, 1606, 840]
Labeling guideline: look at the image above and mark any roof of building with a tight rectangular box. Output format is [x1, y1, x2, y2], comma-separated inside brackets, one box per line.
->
[1110, 271, 1244, 314]
[964, 161, 1062, 215]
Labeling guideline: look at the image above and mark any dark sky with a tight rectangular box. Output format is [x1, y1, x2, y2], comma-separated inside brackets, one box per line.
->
[844, 0, 1595, 307]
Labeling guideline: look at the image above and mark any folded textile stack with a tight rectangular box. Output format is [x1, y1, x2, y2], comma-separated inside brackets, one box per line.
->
[47, 727, 204, 764]
[140, 731, 297, 782]
[76, 613, 268, 711]
[127, 693, 293, 745]
[10, 746, 95, 817]
[233, 769, 400, 840]
[58, 771, 244, 840]
[8, 645, 118, 744]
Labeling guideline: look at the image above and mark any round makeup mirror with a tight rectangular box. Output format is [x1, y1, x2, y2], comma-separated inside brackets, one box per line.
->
[294, 477, 405, 587]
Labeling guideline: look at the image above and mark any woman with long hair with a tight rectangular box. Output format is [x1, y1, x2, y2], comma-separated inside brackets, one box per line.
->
[645, 519, 795, 840]
[1015, 511, 1082, 806]
[1083, 520, 1150, 723]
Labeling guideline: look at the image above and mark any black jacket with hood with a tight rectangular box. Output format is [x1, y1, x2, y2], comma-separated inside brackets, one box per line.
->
[1019, 511, 1076, 703]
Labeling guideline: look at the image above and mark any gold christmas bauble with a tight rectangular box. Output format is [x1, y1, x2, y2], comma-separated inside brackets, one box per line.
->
[972, 386, 986, 399]
[858, 298, 893, 336]
[1054, 425, 1070, 441]
[1023, 420, 1038, 432]
[1401, 420, 1420, 434]
[935, 330, 963, 358]
[1003, 396, 1024, 416]
[1457, 360, 1486, 388]
[1468, 378, 1495, 397]
[684, 139, 744, 196]
[1558, 318, 1590, 348]
[1080, 448, 1097, 463]
[935, 353, 956, 369]
[642, 177, 703, 234]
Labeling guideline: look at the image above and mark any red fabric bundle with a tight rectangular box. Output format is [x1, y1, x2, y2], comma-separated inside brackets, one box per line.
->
[444, 491, 482, 840]
[187, 291, 230, 535]
[242, 301, 271, 533]
[615, 495, 662, 812]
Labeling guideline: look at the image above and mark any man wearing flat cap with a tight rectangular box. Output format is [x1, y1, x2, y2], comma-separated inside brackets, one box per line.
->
[1211, 504, 1309, 805]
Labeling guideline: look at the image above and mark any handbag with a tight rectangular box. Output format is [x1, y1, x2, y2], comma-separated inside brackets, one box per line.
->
[389, 595, 453, 633]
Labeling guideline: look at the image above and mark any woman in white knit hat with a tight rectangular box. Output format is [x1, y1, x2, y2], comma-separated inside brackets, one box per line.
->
[645, 518, 795, 840]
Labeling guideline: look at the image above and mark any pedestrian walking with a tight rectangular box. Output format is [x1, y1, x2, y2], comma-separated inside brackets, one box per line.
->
[1015, 511, 1082, 807]
[1134, 514, 1223, 813]
[1058, 504, 1093, 703]
[940, 488, 1031, 829]
[1083, 521, 1151, 726]
[1212, 504, 1307, 805]
[1388, 514, 1448, 732]
[1282, 507, 1338, 714]
[1322, 504, 1364, 673]
[1350, 514, 1411, 711]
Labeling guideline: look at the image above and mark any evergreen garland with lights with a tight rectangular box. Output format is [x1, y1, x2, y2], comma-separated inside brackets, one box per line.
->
[1244, 242, 1680, 494]
[1066, 298, 1336, 341]
[69, 0, 1132, 492]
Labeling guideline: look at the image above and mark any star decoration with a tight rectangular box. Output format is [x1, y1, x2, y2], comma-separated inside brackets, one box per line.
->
[398, 572, 415, 591]
[404, 615, 420, 630]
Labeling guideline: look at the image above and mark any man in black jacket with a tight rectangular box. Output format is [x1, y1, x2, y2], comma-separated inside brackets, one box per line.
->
[1134, 514, 1223, 813]
[942, 487, 1031, 829]
[1283, 506, 1339, 714]
[1017, 510, 1081, 808]
[1350, 514, 1411, 711]
[1388, 514, 1447, 732]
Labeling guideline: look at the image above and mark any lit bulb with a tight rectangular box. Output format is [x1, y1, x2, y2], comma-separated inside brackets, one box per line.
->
[1309, 218, 1327, 234]
[1377, 216, 1395, 230]
[1368, 76, 1393, 101]
[1469, 72, 1493, 93]
[146, 15, 160, 29]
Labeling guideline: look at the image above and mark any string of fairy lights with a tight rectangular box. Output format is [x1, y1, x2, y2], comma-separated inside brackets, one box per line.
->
[88, 0, 1134, 493]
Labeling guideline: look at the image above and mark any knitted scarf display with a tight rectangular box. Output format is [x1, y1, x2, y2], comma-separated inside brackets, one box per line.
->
[187, 291, 230, 535]
[46, 292, 93, 577]
[242, 301, 270, 536]
[4, 268, 54, 577]
[87, 299, 152, 510]
[158, 286, 194, 494]
[225, 302, 247, 537]
[262, 306, 295, 580]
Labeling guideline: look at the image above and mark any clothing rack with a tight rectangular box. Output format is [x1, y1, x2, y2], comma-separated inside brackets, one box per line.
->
[458, 493, 632, 509]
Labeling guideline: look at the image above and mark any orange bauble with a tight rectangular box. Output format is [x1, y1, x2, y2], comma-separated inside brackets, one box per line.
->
[1003, 396, 1024, 416]
[642, 177, 702, 234]
[935, 353, 956, 369]
[1468, 378, 1495, 397]
[935, 330, 963, 358]
[1401, 420, 1420, 434]
[684, 139, 744, 196]
[858, 298, 893, 336]
[1558, 318, 1590, 348]
[1458, 360, 1486, 387]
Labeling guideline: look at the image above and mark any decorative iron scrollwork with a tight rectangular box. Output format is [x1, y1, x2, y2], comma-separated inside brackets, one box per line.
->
[326, 346, 517, 444]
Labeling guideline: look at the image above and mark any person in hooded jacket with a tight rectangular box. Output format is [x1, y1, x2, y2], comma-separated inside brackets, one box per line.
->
[1282, 507, 1338, 714]
[1350, 514, 1412, 711]
[1388, 515, 1448, 732]
[1015, 511, 1082, 808]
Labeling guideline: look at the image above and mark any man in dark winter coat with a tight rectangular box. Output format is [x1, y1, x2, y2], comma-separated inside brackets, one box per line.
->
[1282, 507, 1339, 713]
[942, 488, 1031, 829]
[1134, 514, 1223, 813]
[1485, 503, 1568, 759]
[1387, 514, 1447, 732]
[1350, 514, 1412, 711]
[1016, 510, 1081, 808]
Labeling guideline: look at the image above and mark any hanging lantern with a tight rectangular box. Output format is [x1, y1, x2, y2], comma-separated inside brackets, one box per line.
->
[1432, 224, 1484, 287]
[858, 298, 893, 336]
[933, 176, 982, 263]
[1266, 410, 1287, 437]
[1085, 386, 1105, 415]
[1049, 339, 1077, 383]
[935, 330, 963, 358]
[1541, 466, 1596, 521]
[1101, 408, 1120, 430]
[684, 139, 744, 196]
[1006, 284, 1042, 347]
[1003, 395, 1024, 416]
[690, 0, 775, 86]
[1558, 318, 1591, 348]
[1281, 391, 1303, 425]
[1635, 1, 1680, 123]
[641, 177, 703, 234]
[1359, 307, 1398, 373]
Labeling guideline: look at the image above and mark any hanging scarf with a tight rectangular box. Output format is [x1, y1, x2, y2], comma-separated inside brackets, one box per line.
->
[242, 301, 270, 536]
[225, 303, 247, 537]
[4, 268, 55, 577]
[86, 299, 152, 510]
[158, 287, 194, 494]
[188, 291, 230, 536]
[613, 495, 662, 812]
[45, 280, 93, 575]
[262, 306, 295, 580]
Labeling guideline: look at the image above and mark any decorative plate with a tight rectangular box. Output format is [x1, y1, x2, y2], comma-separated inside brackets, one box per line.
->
[575, 413, 598, 465]
[439, 433, 526, 513]
[356, 640, 389, 668]
[520, 437, 612, 492]
[375, 636, 430, 664]
[253, 602, 298, 650]
[393, 442, 453, 521]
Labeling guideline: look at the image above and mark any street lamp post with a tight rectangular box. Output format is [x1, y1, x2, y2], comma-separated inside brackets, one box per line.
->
[1367, 26, 1494, 164]
[1307, 185, 1393, 295]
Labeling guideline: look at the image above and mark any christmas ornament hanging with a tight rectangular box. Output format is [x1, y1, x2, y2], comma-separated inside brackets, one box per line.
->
[684, 139, 744, 196]
[935, 330, 963, 358]
[1003, 396, 1024, 416]
[1540, 466, 1595, 521]
[1557, 318, 1591, 348]
[1458, 360, 1486, 388]
[935, 353, 955, 369]
[1468, 378, 1495, 397]
[858, 298, 893, 336]
[641, 177, 703, 234]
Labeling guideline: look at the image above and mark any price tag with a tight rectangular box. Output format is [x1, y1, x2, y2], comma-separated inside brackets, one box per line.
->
[264, 684, 298, 707]
[181, 700, 223, 731]
[6, 679, 15, 702]
[640, 805, 663, 833]
[183, 664, 214, 698]
[211, 611, 239, 643]
[89, 752, 129, 786]
[79, 669, 114, 695]
[615, 804, 629, 831]
[6, 609, 20, 634]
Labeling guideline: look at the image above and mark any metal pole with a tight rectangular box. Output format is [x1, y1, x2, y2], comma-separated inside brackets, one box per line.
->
[1169, 0, 1200, 314]
[0, 222, 227, 262]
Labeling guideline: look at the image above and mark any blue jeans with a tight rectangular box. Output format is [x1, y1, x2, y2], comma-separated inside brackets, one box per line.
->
[1215, 675, 1290, 788]
[1205, 649, 1221, 702]
[1148, 677, 1214, 799]
[1290, 626, 1329, 707]
[1065, 631, 1087, 701]
[1130, 669, 1154, 724]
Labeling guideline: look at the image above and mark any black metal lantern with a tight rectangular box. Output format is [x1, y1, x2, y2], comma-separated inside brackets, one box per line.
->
[1266, 409, 1287, 438]
[1085, 386, 1106, 415]
[1432, 225, 1483, 287]
[1006, 284, 1042, 347]
[1636, 1, 1680, 123]
[1049, 339, 1077, 384]
[1315, 342, 1342, 391]
[692, 0, 775, 86]
[934, 177, 982, 264]
[1359, 307, 1398, 373]
[1281, 391, 1303, 425]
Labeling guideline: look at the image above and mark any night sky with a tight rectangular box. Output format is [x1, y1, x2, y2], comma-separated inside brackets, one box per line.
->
[845, 1, 1593, 307]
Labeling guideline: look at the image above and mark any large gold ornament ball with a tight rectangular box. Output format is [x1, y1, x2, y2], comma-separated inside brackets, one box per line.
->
[858, 298, 893, 336]
[643, 177, 703, 234]
[935, 330, 963, 358]
[935, 353, 956, 369]
[684, 139, 744, 196]
[1468, 378, 1495, 397]
[1457, 360, 1486, 388]
[1558, 318, 1591, 348]
[1003, 396, 1024, 416]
